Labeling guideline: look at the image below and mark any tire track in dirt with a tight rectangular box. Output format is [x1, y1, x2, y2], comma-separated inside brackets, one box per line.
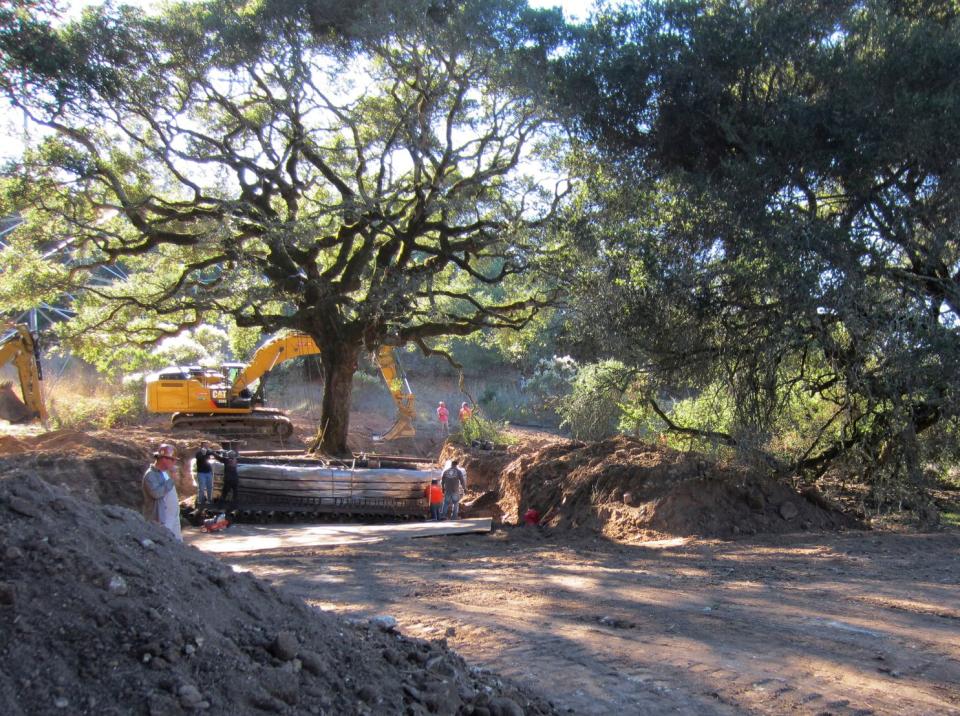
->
[216, 529, 960, 716]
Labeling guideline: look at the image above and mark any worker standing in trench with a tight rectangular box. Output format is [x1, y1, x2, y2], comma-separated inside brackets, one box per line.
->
[216, 449, 240, 506]
[142, 443, 183, 541]
[440, 459, 467, 520]
[194, 441, 214, 506]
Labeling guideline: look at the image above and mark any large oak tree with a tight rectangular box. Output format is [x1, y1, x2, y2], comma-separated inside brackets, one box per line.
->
[0, 0, 567, 453]
[553, 0, 960, 499]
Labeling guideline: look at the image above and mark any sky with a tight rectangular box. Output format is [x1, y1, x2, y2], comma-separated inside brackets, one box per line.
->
[1, 0, 603, 162]
[58, 0, 599, 19]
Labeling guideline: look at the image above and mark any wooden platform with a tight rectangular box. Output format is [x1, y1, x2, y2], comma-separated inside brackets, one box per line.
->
[186, 517, 493, 553]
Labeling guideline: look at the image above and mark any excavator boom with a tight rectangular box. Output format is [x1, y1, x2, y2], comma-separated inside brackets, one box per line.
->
[145, 331, 416, 441]
[0, 324, 47, 423]
[232, 333, 323, 395]
[375, 345, 416, 440]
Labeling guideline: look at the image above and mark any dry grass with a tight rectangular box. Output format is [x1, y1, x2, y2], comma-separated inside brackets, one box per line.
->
[41, 370, 147, 430]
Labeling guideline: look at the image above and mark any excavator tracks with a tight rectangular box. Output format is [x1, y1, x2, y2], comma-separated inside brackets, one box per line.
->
[171, 409, 294, 439]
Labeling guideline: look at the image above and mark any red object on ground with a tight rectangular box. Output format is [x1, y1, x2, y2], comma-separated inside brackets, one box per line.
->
[522, 508, 541, 526]
[201, 514, 230, 533]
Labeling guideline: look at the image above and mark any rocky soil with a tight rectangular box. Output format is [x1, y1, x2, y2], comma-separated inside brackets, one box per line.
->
[0, 472, 556, 715]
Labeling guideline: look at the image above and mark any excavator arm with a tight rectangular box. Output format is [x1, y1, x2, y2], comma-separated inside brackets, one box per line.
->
[375, 345, 417, 440]
[0, 324, 48, 423]
[231, 333, 323, 395]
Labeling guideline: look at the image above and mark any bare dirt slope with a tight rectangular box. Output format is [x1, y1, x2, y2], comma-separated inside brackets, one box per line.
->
[0, 382, 33, 423]
[215, 527, 960, 716]
[446, 435, 859, 540]
[2, 422, 958, 715]
[0, 427, 228, 510]
[0, 473, 556, 715]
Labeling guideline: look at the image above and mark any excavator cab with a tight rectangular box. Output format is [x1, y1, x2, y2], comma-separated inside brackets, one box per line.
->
[146, 364, 257, 413]
[221, 362, 247, 385]
[220, 362, 258, 407]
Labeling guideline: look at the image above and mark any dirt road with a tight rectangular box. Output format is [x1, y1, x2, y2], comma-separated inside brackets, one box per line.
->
[193, 526, 960, 715]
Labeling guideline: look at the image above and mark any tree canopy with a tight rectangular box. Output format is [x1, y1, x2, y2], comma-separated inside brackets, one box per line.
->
[4, 0, 959, 506]
[552, 0, 960, 503]
[0, 0, 568, 453]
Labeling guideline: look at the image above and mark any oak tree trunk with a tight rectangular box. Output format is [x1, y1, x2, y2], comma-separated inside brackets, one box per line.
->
[318, 341, 360, 456]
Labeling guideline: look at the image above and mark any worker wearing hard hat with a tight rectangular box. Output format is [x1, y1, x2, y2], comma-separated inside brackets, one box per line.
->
[142, 443, 183, 541]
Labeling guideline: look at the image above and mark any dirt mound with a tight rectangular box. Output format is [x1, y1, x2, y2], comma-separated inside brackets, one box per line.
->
[0, 473, 556, 715]
[0, 382, 32, 424]
[440, 436, 567, 520]
[0, 435, 29, 454]
[440, 426, 568, 496]
[495, 436, 860, 539]
[440, 444, 518, 493]
[0, 429, 204, 511]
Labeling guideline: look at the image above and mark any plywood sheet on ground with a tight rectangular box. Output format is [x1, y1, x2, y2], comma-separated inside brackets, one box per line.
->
[186, 517, 492, 553]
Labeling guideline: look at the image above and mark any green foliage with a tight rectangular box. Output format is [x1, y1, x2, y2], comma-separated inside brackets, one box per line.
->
[455, 410, 514, 446]
[404, 336, 506, 376]
[551, 0, 960, 503]
[473, 380, 547, 426]
[519, 355, 578, 424]
[48, 396, 102, 431]
[1, 0, 569, 454]
[663, 388, 734, 450]
[99, 390, 145, 429]
[227, 325, 263, 364]
[939, 467, 960, 491]
[558, 360, 630, 441]
[59, 321, 236, 376]
[150, 330, 224, 368]
[479, 307, 575, 370]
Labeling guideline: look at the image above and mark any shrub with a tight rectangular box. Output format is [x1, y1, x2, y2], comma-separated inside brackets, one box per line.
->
[558, 360, 629, 441]
[519, 355, 578, 424]
[477, 382, 539, 424]
[455, 411, 515, 446]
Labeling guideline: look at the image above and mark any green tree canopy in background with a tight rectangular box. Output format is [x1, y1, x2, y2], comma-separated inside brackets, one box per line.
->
[553, 0, 960, 499]
[5, 0, 958, 505]
[0, 0, 568, 454]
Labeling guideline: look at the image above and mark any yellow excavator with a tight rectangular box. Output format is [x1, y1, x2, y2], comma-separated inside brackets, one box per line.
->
[144, 332, 416, 440]
[0, 323, 48, 424]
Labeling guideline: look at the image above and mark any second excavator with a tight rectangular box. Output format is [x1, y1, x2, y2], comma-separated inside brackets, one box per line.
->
[144, 332, 416, 440]
[0, 323, 47, 424]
